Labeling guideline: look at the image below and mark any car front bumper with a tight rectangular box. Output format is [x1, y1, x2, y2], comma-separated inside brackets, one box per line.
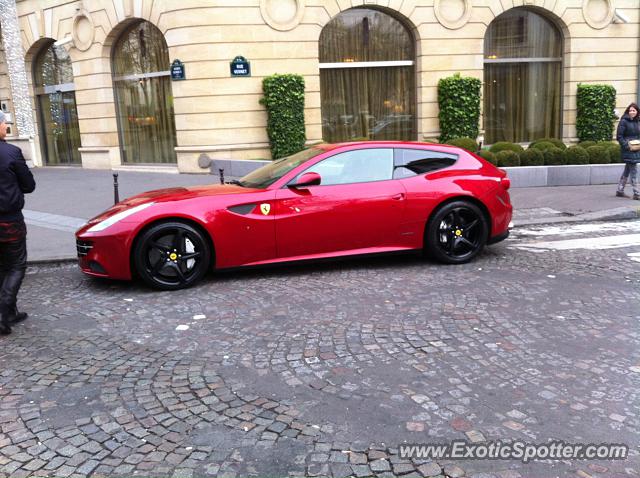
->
[76, 226, 134, 281]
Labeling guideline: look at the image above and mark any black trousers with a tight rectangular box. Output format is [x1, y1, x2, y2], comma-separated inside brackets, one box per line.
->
[0, 222, 27, 318]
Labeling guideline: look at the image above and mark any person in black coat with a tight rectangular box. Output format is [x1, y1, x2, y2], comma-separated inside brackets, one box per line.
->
[615, 102, 640, 199]
[0, 110, 36, 335]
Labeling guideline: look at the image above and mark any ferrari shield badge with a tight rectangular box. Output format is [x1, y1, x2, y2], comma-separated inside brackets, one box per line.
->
[260, 203, 271, 215]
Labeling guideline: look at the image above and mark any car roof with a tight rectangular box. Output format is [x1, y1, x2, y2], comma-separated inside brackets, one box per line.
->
[311, 141, 462, 153]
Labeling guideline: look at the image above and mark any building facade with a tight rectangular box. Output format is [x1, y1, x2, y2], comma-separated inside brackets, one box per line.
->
[0, 0, 638, 172]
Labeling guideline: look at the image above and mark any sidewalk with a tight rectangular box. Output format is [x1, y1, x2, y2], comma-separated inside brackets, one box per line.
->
[22, 167, 640, 262]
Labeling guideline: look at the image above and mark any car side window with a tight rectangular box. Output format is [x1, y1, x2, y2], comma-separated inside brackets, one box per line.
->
[393, 149, 458, 179]
[303, 148, 394, 186]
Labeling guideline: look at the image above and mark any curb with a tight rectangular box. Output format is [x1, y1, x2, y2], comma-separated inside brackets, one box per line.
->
[27, 257, 77, 266]
[512, 206, 640, 227]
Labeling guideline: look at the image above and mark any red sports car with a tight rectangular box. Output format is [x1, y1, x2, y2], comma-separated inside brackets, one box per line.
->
[76, 142, 512, 290]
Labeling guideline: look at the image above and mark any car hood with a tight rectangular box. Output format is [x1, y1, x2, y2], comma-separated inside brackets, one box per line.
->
[86, 183, 261, 224]
[125, 183, 257, 203]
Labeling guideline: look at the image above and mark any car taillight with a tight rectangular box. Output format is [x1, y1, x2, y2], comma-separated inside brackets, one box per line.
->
[501, 177, 511, 190]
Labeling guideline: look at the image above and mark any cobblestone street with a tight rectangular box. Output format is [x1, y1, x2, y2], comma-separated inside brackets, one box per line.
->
[1, 222, 639, 478]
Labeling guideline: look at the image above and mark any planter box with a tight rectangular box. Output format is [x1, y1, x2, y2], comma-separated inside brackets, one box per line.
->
[503, 163, 624, 188]
[547, 165, 591, 186]
[501, 166, 547, 188]
[590, 164, 623, 184]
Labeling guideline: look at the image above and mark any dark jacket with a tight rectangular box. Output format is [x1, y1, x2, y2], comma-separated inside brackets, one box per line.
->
[616, 114, 640, 163]
[0, 140, 36, 222]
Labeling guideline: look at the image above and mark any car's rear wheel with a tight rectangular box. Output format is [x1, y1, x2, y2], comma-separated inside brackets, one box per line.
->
[426, 201, 488, 264]
[133, 221, 211, 290]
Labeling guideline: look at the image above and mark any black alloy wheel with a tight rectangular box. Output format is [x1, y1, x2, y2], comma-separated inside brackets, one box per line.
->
[134, 221, 211, 290]
[426, 201, 488, 264]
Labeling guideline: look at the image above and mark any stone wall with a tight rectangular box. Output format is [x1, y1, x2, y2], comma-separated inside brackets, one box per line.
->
[2, 0, 638, 171]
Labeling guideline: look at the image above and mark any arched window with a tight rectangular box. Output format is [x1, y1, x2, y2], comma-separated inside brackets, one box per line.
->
[112, 21, 176, 164]
[34, 42, 81, 165]
[319, 9, 416, 143]
[484, 9, 563, 144]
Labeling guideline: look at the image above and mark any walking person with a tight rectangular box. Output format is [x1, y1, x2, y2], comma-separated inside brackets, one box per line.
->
[616, 102, 640, 200]
[0, 111, 36, 335]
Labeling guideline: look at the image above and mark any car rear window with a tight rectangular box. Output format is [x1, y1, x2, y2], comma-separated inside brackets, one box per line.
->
[394, 148, 458, 178]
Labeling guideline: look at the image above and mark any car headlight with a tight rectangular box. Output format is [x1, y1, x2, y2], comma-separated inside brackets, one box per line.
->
[87, 202, 155, 232]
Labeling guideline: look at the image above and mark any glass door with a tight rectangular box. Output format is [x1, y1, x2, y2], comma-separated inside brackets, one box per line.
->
[37, 90, 81, 165]
[34, 41, 82, 165]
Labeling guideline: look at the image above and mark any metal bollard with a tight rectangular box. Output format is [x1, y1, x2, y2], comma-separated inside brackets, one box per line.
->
[219, 168, 225, 185]
[477, 140, 483, 154]
[113, 173, 120, 204]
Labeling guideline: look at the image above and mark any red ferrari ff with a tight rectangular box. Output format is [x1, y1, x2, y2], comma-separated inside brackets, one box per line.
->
[76, 142, 512, 290]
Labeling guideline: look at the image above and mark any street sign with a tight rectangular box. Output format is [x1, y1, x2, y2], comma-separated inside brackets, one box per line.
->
[230, 56, 251, 77]
[171, 59, 185, 81]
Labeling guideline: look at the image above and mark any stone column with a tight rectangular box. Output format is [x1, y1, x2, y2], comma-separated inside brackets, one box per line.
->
[0, 0, 35, 138]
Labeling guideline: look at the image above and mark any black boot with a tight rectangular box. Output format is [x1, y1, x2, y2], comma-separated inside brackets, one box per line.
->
[10, 306, 27, 325]
[0, 314, 11, 335]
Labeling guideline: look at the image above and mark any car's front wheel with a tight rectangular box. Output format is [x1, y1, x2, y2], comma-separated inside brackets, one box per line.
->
[426, 201, 488, 264]
[133, 221, 211, 290]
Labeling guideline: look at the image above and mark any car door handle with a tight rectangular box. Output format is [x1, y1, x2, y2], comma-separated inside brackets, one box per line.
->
[391, 193, 405, 200]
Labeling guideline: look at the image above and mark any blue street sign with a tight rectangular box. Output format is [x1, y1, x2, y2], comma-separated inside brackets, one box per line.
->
[171, 59, 185, 81]
[230, 56, 251, 77]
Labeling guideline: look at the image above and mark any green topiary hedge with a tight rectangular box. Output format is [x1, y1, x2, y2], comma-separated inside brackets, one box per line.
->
[496, 150, 520, 167]
[446, 137, 478, 152]
[530, 138, 566, 150]
[489, 142, 524, 154]
[544, 147, 566, 165]
[577, 141, 597, 150]
[565, 145, 589, 165]
[585, 145, 610, 164]
[477, 150, 497, 166]
[483, 141, 620, 166]
[599, 142, 622, 162]
[576, 83, 617, 142]
[260, 74, 306, 159]
[530, 141, 556, 152]
[438, 73, 481, 143]
[520, 148, 544, 166]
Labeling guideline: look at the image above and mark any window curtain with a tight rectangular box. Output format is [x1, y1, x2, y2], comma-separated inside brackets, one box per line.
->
[321, 66, 415, 141]
[484, 9, 562, 144]
[112, 22, 177, 164]
[484, 62, 561, 142]
[320, 9, 414, 63]
[319, 8, 416, 143]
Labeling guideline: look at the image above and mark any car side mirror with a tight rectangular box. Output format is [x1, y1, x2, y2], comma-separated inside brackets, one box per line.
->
[289, 171, 321, 188]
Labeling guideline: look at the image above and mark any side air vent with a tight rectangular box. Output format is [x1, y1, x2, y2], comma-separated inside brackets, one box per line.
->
[228, 204, 256, 215]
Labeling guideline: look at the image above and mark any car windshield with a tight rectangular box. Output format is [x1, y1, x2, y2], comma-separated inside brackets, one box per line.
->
[238, 148, 324, 189]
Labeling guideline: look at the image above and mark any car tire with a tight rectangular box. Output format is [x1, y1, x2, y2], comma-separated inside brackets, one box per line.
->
[133, 221, 211, 290]
[425, 200, 488, 264]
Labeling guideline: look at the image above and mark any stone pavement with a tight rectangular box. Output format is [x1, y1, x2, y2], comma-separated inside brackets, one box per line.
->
[1, 222, 639, 478]
[19, 167, 640, 262]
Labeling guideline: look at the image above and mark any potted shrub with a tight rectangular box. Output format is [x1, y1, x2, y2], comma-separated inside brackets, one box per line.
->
[520, 148, 544, 166]
[496, 150, 521, 167]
